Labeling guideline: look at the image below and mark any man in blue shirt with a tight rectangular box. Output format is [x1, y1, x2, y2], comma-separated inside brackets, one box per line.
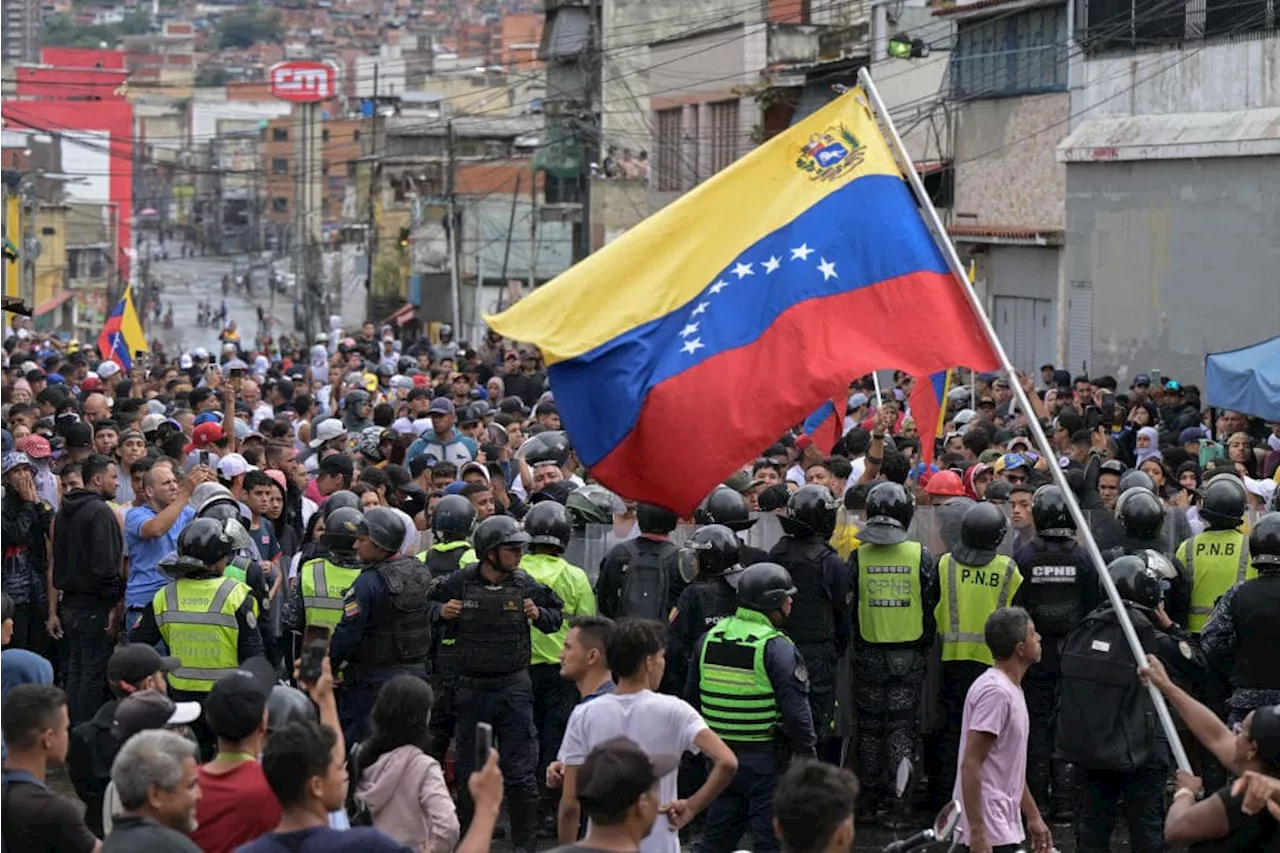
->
[124, 459, 214, 638]
[405, 398, 477, 467]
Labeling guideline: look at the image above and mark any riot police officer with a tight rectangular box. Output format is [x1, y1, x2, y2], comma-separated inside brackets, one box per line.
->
[931, 501, 1022, 809]
[130, 517, 266, 759]
[417, 493, 477, 571]
[696, 486, 769, 565]
[1107, 487, 1191, 625]
[329, 506, 434, 744]
[294, 506, 363, 633]
[596, 501, 684, 621]
[687, 562, 816, 853]
[768, 484, 851, 742]
[1201, 512, 1280, 727]
[1176, 475, 1255, 634]
[519, 501, 595, 821]
[1012, 484, 1102, 821]
[667, 524, 745, 693]
[429, 514, 564, 852]
[1056, 555, 1174, 853]
[417, 493, 477, 760]
[848, 481, 938, 819]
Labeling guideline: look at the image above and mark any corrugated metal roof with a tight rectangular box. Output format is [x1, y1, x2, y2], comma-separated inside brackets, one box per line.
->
[1057, 108, 1280, 163]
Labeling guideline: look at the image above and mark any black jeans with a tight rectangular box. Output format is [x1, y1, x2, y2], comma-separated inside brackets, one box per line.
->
[63, 603, 115, 726]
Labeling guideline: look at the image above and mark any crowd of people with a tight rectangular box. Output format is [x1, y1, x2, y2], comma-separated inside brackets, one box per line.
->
[1, 311, 1279, 853]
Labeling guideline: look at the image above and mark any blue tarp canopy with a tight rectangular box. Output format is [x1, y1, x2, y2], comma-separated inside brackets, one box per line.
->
[1204, 335, 1280, 422]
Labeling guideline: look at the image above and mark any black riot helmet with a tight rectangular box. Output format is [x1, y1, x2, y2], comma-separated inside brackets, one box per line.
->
[955, 502, 1008, 565]
[323, 490, 361, 518]
[1116, 488, 1164, 540]
[781, 484, 839, 539]
[1118, 469, 1157, 497]
[431, 494, 477, 538]
[1199, 476, 1247, 529]
[356, 506, 407, 554]
[170, 517, 235, 571]
[737, 562, 797, 613]
[1107, 554, 1163, 611]
[566, 485, 617, 529]
[473, 515, 531, 564]
[685, 524, 741, 578]
[322, 507, 363, 558]
[859, 482, 914, 546]
[636, 502, 680, 535]
[1249, 512, 1280, 568]
[695, 487, 755, 532]
[517, 430, 572, 467]
[1031, 485, 1076, 539]
[197, 494, 245, 525]
[266, 685, 318, 733]
[524, 501, 573, 551]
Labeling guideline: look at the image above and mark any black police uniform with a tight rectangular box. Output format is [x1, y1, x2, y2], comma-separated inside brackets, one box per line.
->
[768, 534, 851, 738]
[428, 564, 563, 852]
[1104, 534, 1192, 627]
[329, 555, 434, 744]
[1058, 602, 1167, 853]
[665, 568, 743, 698]
[1012, 536, 1102, 818]
[1201, 572, 1280, 727]
[739, 543, 771, 567]
[422, 538, 474, 762]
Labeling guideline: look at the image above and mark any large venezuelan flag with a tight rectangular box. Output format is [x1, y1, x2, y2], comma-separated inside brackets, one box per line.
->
[486, 88, 1000, 513]
[97, 285, 148, 371]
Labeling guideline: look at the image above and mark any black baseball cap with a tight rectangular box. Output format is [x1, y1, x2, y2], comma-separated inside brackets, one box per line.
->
[204, 657, 277, 740]
[64, 421, 93, 449]
[318, 453, 354, 478]
[575, 736, 680, 816]
[108, 644, 180, 689]
[1249, 704, 1280, 768]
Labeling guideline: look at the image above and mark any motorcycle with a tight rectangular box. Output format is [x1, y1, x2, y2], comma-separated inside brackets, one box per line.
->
[882, 800, 961, 853]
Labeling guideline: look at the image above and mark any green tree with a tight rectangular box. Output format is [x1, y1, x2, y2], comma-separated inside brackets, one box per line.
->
[216, 11, 281, 49]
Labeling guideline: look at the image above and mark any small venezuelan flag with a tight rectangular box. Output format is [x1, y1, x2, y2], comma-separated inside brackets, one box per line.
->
[486, 87, 999, 514]
[96, 285, 148, 370]
[908, 369, 953, 466]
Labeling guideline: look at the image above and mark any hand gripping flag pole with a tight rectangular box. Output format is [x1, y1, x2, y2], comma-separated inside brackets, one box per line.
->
[857, 67, 1192, 774]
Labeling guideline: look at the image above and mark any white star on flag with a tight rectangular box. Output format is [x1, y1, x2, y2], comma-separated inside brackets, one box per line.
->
[762, 256, 781, 274]
[679, 322, 699, 337]
[731, 262, 754, 279]
[680, 338, 704, 355]
[791, 244, 814, 261]
[709, 280, 729, 295]
[690, 301, 710, 316]
[817, 258, 838, 281]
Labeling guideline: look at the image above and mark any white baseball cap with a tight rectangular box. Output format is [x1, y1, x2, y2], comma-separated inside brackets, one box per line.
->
[217, 453, 258, 479]
[96, 361, 121, 379]
[308, 418, 347, 449]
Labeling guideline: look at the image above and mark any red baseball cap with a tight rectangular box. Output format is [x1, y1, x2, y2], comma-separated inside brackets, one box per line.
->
[183, 421, 225, 454]
[15, 434, 50, 459]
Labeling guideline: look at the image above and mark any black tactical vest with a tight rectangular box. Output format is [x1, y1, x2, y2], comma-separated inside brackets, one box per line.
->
[1018, 538, 1094, 637]
[425, 545, 468, 580]
[692, 577, 739, 632]
[358, 558, 433, 668]
[456, 570, 532, 676]
[1229, 574, 1280, 691]
[771, 537, 836, 651]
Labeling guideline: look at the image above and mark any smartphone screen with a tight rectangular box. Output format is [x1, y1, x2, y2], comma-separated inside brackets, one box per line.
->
[300, 624, 331, 683]
[475, 721, 493, 770]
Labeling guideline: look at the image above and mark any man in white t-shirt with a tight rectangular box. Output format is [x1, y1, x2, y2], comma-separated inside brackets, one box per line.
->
[557, 619, 738, 853]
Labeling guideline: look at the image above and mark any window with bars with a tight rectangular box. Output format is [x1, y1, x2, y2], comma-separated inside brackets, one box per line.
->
[655, 107, 682, 192]
[950, 6, 1068, 100]
[708, 100, 739, 174]
[1078, 0, 1275, 52]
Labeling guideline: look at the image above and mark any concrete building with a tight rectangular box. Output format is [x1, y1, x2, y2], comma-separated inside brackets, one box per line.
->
[2, 0, 40, 65]
[261, 115, 362, 244]
[934, 0, 1070, 375]
[1057, 25, 1280, 385]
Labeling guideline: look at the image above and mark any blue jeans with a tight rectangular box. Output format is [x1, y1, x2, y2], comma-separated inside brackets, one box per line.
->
[694, 750, 779, 853]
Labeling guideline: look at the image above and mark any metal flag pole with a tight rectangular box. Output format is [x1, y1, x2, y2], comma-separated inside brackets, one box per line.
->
[857, 67, 1191, 773]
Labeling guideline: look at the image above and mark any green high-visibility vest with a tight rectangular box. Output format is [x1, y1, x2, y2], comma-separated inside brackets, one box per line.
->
[698, 608, 783, 743]
[300, 558, 363, 630]
[856, 541, 924, 644]
[935, 553, 1021, 666]
[417, 540, 476, 568]
[153, 576, 254, 693]
[1177, 529, 1256, 633]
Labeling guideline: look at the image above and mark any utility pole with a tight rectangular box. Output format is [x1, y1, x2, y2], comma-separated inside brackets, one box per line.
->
[498, 172, 520, 284]
[526, 167, 537, 299]
[446, 120, 461, 335]
[364, 65, 379, 320]
[577, 0, 601, 263]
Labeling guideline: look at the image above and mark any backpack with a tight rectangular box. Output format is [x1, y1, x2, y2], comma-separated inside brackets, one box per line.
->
[1055, 605, 1158, 772]
[617, 540, 669, 621]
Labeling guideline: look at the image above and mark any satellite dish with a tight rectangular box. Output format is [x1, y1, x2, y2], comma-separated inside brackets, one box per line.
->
[23, 236, 41, 261]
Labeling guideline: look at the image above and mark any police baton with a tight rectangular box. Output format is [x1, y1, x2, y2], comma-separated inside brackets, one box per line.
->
[859, 65, 1192, 775]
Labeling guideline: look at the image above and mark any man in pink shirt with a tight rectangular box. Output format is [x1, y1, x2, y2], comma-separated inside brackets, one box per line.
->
[953, 607, 1053, 853]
